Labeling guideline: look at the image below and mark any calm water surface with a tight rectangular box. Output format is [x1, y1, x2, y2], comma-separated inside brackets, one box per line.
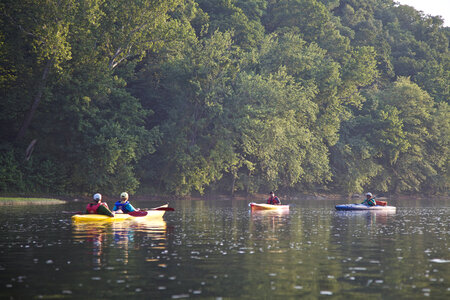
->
[0, 198, 449, 299]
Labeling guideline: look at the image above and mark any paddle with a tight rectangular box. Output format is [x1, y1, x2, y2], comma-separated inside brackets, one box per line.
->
[128, 206, 174, 217]
[139, 206, 175, 211]
[154, 206, 174, 211]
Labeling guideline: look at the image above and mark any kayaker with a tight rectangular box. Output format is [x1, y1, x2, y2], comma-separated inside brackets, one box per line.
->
[113, 192, 137, 213]
[85, 193, 114, 216]
[361, 192, 376, 206]
[267, 191, 281, 205]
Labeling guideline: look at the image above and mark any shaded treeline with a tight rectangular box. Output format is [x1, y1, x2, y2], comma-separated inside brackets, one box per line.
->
[0, 0, 448, 196]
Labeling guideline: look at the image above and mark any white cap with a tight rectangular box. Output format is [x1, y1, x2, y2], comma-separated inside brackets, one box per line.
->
[120, 192, 129, 199]
[366, 192, 372, 197]
[93, 193, 102, 201]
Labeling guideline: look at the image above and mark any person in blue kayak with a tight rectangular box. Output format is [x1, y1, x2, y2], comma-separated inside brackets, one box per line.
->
[86, 193, 114, 216]
[267, 191, 281, 205]
[113, 192, 137, 213]
[361, 192, 376, 206]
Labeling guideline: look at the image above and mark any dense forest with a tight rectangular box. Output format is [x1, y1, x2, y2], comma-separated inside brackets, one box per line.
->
[0, 0, 448, 196]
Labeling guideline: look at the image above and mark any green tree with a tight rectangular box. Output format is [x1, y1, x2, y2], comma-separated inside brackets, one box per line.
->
[373, 77, 447, 193]
[136, 31, 239, 195]
[228, 69, 329, 192]
[330, 76, 447, 195]
[195, 0, 265, 49]
[0, 0, 75, 142]
[0, 0, 178, 194]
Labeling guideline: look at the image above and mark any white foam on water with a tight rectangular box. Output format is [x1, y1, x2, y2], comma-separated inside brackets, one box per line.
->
[430, 259, 450, 263]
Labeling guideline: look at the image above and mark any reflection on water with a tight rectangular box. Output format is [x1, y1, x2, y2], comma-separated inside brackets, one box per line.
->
[250, 209, 290, 234]
[0, 200, 448, 299]
[72, 218, 167, 267]
[72, 218, 167, 242]
[336, 210, 397, 226]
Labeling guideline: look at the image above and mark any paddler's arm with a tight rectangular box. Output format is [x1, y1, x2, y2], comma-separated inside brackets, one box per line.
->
[125, 203, 136, 212]
[361, 198, 374, 205]
[98, 205, 114, 217]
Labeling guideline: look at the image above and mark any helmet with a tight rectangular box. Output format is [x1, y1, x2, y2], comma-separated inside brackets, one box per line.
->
[366, 192, 372, 197]
[120, 192, 129, 200]
[93, 193, 102, 201]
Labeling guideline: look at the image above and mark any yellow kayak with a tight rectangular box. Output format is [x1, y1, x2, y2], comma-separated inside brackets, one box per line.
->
[72, 204, 169, 222]
[249, 203, 290, 211]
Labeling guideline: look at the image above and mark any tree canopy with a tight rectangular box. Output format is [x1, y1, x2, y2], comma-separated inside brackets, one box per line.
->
[1, 0, 448, 196]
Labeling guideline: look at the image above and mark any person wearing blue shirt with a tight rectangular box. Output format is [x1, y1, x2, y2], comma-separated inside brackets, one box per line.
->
[113, 192, 137, 213]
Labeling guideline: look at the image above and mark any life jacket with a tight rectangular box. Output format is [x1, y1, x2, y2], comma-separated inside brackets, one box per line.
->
[114, 200, 131, 213]
[366, 198, 376, 206]
[267, 196, 280, 205]
[86, 202, 108, 214]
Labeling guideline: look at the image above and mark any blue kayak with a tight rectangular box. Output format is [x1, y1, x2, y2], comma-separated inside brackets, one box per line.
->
[335, 203, 396, 211]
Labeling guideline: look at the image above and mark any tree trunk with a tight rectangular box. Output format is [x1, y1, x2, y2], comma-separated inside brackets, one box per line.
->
[15, 58, 53, 141]
[230, 174, 236, 197]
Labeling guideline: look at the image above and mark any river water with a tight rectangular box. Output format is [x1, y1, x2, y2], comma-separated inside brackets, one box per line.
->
[0, 197, 448, 299]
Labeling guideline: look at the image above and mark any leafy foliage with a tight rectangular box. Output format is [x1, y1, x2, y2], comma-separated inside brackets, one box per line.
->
[0, 0, 448, 196]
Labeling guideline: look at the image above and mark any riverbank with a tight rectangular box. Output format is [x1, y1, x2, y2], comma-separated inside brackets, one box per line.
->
[1, 192, 448, 205]
[0, 197, 66, 205]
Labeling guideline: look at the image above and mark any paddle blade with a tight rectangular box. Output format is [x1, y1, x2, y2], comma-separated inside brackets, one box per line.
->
[128, 211, 148, 217]
[154, 207, 174, 211]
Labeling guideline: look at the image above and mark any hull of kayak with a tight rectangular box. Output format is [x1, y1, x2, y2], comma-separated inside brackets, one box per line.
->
[72, 204, 168, 222]
[335, 204, 396, 211]
[250, 203, 289, 211]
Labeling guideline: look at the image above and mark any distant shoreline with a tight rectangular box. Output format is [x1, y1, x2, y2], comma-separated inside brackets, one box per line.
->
[0, 193, 448, 205]
[0, 197, 66, 205]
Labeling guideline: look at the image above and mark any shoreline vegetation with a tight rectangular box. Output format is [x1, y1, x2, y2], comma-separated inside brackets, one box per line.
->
[1, 193, 448, 206]
[0, 197, 66, 205]
[1, 1, 448, 198]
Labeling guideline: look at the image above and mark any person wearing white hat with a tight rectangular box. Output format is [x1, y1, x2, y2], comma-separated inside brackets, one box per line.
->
[85, 193, 114, 216]
[361, 192, 376, 206]
[113, 192, 137, 213]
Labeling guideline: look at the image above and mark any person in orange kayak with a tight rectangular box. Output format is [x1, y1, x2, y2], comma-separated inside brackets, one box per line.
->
[267, 191, 281, 205]
[361, 192, 376, 206]
[113, 192, 137, 213]
[85, 193, 114, 216]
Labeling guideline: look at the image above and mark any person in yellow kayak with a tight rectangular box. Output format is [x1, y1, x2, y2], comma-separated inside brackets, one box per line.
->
[113, 192, 137, 213]
[267, 191, 281, 205]
[361, 192, 376, 206]
[85, 193, 114, 216]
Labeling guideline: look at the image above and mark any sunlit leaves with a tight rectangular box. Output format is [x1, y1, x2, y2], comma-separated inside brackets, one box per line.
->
[372, 77, 444, 193]
[229, 69, 327, 191]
